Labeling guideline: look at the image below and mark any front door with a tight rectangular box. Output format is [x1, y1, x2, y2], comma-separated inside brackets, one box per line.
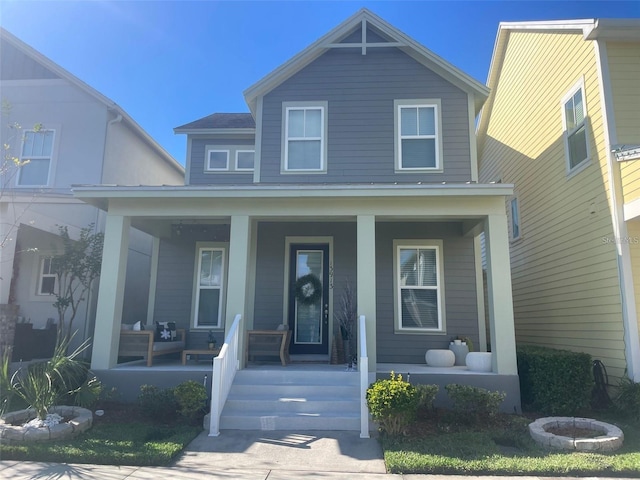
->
[288, 244, 330, 355]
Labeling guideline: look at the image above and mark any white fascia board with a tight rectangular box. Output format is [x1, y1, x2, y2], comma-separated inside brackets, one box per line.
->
[624, 198, 640, 221]
[243, 8, 489, 115]
[173, 128, 256, 136]
[73, 183, 514, 202]
[0, 28, 183, 176]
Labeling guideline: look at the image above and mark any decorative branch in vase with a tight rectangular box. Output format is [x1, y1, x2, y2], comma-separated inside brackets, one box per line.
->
[335, 279, 356, 369]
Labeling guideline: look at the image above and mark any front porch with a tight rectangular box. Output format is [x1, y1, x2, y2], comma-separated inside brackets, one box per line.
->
[95, 358, 521, 413]
[76, 184, 520, 434]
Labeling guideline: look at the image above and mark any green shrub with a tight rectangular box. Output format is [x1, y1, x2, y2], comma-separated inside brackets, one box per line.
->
[445, 384, 505, 423]
[366, 372, 419, 436]
[416, 384, 439, 411]
[615, 376, 640, 420]
[174, 380, 207, 424]
[517, 345, 593, 415]
[138, 385, 178, 420]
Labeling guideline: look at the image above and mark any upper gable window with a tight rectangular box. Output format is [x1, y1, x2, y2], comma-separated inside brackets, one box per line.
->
[562, 81, 589, 173]
[283, 102, 327, 172]
[205, 146, 254, 173]
[395, 100, 442, 172]
[17, 129, 55, 186]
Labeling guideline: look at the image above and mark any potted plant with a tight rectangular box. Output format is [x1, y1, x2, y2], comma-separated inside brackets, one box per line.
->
[207, 330, 217, 350]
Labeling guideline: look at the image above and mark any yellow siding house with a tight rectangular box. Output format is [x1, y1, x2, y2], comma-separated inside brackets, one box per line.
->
[478, 19, 640, 383]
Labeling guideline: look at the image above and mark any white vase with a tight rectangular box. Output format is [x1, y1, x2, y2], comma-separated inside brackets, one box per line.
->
[466, 352, 493, 372]
[425, 349, 455, 367]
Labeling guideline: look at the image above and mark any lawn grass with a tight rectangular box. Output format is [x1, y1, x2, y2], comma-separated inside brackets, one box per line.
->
[381, 411, 640, 476]
[0, 421, 202, 466]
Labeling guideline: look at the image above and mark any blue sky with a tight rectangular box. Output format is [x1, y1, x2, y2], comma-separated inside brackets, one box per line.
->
[1, 1, 639, 165]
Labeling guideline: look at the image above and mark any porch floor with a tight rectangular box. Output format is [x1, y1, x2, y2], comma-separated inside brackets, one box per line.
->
[112, 358, 497, 375]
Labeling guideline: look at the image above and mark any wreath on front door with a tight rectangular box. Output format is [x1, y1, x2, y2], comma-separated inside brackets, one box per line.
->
[295, 273, 323, 306]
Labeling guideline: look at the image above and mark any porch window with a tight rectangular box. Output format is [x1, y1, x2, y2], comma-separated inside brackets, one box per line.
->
[395, 242, 444, 332]
[37, 257, 57, 296]
[395, 100, 442, 171]
[193, 247, 225, 328]
[17, 129, 55, 186]
[283, 102, 327, 172]
[562, 81, 589, 173]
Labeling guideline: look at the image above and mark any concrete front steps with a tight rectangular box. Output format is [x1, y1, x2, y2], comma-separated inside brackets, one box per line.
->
[219, 367, 361, 431]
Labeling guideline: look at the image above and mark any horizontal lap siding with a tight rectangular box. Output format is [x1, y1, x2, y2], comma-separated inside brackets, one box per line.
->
[375, 222, 478, 364]
[608, 42, 640, 205]
[154, 226, 231, 349]
[189, 137, 255, 185]
[253, 222, 357, 330]
[628, 221, 640, 345]
[478, 31, 627, 378]
[260, 48, 471, 184]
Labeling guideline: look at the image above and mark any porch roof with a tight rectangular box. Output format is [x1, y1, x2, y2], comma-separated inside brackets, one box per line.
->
[73, 182, 514, 211]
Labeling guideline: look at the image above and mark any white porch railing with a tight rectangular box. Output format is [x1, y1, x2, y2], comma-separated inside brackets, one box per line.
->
[208, 314, 241, 437]
[358, 314, 370, 438]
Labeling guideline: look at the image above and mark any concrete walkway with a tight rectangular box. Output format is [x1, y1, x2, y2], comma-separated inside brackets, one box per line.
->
[1, 429, 638, 479]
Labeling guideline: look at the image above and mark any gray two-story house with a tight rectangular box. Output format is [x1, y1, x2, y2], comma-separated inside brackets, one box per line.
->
[76, 9, 519, 434]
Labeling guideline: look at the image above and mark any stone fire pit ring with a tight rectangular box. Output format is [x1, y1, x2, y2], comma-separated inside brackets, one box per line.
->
[0, 406, 93, 444]
[529, 416, 623, 452]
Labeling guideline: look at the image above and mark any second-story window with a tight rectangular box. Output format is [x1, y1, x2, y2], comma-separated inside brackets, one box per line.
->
[562, 81, 589, 173]
[399, 105, 437, 169]
[17, 129, 55, 186]
[207, 150, 229, 171]
[235, 150, 255, 171]
[283, 103, 326, 172]
[395, 100, 442, 172]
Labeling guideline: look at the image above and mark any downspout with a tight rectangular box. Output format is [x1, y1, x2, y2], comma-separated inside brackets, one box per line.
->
[594, 39, 640, 382]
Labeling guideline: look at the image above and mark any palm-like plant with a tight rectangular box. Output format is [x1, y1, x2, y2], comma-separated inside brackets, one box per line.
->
[10, 331, 100, 420]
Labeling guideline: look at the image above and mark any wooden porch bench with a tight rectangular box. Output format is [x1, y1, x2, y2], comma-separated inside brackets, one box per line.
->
[118, 328, 185, 367]
[245, 329, 291, 366]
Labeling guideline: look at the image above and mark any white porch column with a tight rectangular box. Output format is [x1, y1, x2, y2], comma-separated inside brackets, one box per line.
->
[484, 214, 517, 374]
[225, 215, 251, 367]
[91, 214, 130, 370]
[357, 215, 376, 372]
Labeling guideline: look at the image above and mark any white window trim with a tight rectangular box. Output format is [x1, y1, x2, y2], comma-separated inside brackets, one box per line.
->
[206, 149, 229, 171]
[561, 78, 591, 176]
[394, 99, 443, 173]
[281, 101, 328, 174]
[510, 197, 521, 241]
[204, 145, 254, 173]
[36, 256, 58, 296]
[235, 150, 255, 171]
[191, 243, 227, 330]
[393, 239, 446, 334]
[16, 128, 56, 187]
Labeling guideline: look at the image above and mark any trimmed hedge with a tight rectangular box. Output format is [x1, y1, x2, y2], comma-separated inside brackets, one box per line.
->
[517, 345, 593, 415]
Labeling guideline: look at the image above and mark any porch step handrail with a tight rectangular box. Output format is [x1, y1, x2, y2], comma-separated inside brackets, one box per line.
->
[209, 313, 241, 437]
[358, 314, 370, 438]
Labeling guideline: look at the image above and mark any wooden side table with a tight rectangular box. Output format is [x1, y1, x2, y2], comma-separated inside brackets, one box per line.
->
[182, 348, 220, 365]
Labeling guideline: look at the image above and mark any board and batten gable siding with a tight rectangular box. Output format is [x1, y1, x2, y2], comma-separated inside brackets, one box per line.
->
[607, 41, 640, 205]
[252, 221, 357, 330]
[188, 137, 255, 185]
[259, 47, 472, 184]
[376, 222, 478, 364]
[478, 30, 627, 378]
